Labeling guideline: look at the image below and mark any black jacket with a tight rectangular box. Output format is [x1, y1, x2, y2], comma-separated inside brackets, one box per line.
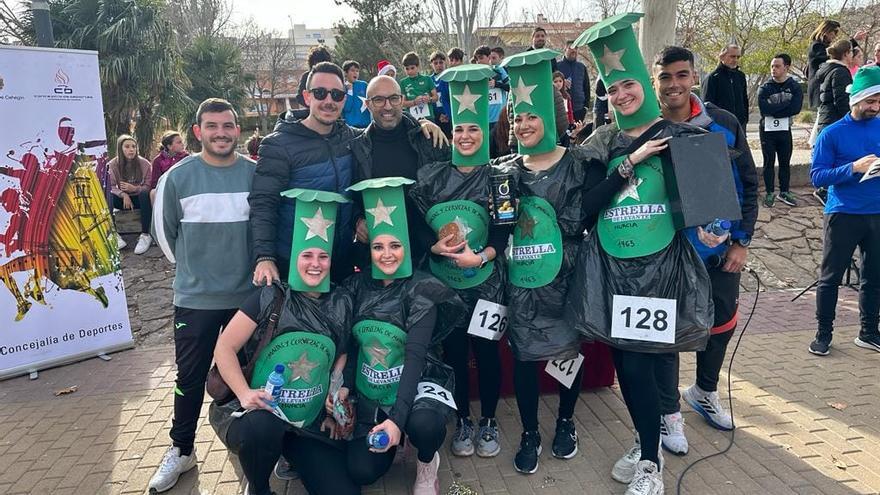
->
[815, 61, 852, 129]
[248, 109, 361, 271]
[701, 64, 750, 126]
[758, 76, 803, 126]
[806, 38, 860, 108]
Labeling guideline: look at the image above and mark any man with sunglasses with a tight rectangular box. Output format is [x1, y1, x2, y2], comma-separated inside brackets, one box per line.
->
[350, 75, 451, 268]
[250, 63, 448, 287]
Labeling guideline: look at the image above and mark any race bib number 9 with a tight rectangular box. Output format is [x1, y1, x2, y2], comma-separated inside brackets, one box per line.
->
[611, 295, 677, 344]
[467, 299, 508, 340]
[763, 116, 790, 132]
[410, 103, 431, 119]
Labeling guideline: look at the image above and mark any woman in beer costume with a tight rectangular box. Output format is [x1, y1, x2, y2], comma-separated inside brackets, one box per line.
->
[209, 189, 357, 495]
[409, 63, 512, 459]
[344, 177, 466, 495]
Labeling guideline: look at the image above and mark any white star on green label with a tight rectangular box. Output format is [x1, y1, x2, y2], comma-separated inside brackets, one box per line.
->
[454, 84, 482, 114]
[511, 76, 538, 110]
[366, 198, 397, 227]
[301, 207, 334, 242]
[599, 45, 627, 76]
[617, 177, 643, 203]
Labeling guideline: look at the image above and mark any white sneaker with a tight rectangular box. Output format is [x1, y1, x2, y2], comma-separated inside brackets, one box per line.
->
[148, 446, 197, 493]
[116, 234, 127, 250]
[413, 452, 440, 495]
[625, 460, 664, 495]
[660, 412, 689, 455]
[612, 435, 664, 484]
[134, 233, 152, 254]
[683, 384, 733, 431]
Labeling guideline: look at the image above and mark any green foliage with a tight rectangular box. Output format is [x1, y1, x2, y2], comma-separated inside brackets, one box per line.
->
[181, 35, 253, 122]
[50, 0, 192, 156]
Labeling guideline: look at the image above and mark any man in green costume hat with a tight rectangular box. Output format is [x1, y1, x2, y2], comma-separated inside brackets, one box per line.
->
[347, 177, 415, 279]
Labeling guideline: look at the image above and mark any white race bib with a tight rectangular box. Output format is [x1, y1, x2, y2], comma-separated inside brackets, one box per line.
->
[409, 103, 431, 119]
[763, 116, 790, 132]
[611, 295, 677, 344]
[414, 381, 457, 410]
[544, 354, 584, 389]
[467, 299, 508, 341]
[488, 88, 503, 105]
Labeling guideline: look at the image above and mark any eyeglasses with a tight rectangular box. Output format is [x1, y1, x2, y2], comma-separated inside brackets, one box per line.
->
[309, 87, 346, 102]
[368, 94, 403, 106]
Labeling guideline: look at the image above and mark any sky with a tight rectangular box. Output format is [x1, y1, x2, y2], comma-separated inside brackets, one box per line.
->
[231, 0, 541, 33]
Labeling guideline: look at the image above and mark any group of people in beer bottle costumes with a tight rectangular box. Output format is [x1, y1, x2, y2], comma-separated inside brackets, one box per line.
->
[210, 14, 741, 495]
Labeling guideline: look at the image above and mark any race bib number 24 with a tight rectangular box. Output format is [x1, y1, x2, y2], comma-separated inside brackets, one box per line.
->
[610, 295, 677, 344]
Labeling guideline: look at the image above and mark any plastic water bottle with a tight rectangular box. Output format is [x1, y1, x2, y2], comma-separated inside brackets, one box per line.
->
[705, 219, 732, 237]
[263, 364, 285, 407]
[367, 430, 390, 449]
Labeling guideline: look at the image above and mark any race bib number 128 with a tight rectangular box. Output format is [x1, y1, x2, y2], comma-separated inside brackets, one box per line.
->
[610, 295, 677, 344]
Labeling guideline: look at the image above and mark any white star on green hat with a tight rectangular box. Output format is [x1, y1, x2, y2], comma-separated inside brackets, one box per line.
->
[366, 198, 397, 227]
[301, 207, 334, 242]
[454, 84, 482, 114]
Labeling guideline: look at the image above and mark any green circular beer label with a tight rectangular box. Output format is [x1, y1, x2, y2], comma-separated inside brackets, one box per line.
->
[509, 196, 563, 288]
[597, 155, 675, 259]
[425, 200, 494, 289]
[353, 319, 407, 406]
[249, 332, 336, 426]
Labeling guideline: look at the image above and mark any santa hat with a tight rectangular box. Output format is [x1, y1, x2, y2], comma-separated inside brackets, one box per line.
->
[848, 65, 880, 106]
[377, 59, 396, 76]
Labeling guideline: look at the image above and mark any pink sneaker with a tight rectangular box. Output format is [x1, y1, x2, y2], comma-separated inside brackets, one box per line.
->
[413, 452, 440, 495]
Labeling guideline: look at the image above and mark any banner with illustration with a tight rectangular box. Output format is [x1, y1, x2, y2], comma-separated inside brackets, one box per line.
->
[0, 46, 133, 379]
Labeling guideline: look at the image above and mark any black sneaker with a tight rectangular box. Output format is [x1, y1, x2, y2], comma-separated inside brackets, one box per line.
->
[813, 188, 827, 206]
[809, 333, 832, 356]
[551, 418, 578, 459]
[854, 333, 880, 352]
[514, 430, 542, 474]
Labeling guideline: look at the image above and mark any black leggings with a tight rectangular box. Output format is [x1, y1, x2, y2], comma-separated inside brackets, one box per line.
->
[442, 324, 502, 419]
[759, 129, 793, 193]
[656, 330, 735, 414]
[612, 349, 667, 464]
[112, 190, 152, 233]
[512, 359, 583, 432]
[348, 408, 447, 485]
[225, 410, 359, 495]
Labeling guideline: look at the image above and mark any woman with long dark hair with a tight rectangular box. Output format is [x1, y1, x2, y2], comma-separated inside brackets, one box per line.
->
[108, 134, 152, 253]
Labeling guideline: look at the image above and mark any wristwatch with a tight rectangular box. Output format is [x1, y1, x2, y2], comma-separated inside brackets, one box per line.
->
[477, 250, 490, 268]
[733, 236, 751, 248]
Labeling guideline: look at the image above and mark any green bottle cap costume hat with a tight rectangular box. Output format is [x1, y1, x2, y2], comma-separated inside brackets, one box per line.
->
[280, 188, 350, 292]
[572, 12, 661, 130]
[347, 177, 415, 280]
[439, 64, 496, 166]
[500, 48, 561, 155]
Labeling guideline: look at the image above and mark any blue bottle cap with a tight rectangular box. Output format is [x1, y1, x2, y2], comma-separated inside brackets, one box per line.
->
[720, 220, 731, 230]
[274, 364, 285, 373]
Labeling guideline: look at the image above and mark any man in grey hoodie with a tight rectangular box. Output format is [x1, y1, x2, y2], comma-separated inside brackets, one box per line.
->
[149, 98, 255, 493]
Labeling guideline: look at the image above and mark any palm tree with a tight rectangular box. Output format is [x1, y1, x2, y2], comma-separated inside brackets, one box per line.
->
[52, 0, 192, 156]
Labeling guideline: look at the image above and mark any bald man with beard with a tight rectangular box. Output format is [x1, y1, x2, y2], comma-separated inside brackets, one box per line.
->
[350, 75, 451, 268]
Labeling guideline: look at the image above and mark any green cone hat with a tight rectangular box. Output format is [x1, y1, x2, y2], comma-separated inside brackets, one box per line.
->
[280, 188, 350, 293]
[347, 177, 415, 280]
[500, 48, 561, 154]
[573, 12, 661, 130]
[439, 64, 495, 166]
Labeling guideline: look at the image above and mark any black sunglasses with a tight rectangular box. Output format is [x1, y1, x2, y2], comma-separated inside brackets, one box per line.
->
[309, 87, 346, 102]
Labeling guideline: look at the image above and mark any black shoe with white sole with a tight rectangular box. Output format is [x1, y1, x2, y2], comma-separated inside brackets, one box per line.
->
[551, 418, 578, 459]
[809, 333, 832, 356]
[514, 430, 542, 474]
[855, 333, 880, 352]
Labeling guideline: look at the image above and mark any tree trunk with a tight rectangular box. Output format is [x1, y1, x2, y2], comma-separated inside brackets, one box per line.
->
[639, 0, 676, 67]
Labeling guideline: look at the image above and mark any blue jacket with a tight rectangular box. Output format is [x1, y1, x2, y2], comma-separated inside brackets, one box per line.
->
[431, 73, 450, 119]
[811, 113, 880, 215]
[249, 109, 359, 266]
[684, 95, 759, 261]
[343, 79, 371, 128]
[557, 57, 590, 112]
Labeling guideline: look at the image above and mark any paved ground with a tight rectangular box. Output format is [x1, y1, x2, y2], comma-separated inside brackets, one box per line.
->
[4, 185, 877, 494]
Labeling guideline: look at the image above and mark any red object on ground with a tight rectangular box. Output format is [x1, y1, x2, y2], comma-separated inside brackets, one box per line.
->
[467, 339, 615, 398]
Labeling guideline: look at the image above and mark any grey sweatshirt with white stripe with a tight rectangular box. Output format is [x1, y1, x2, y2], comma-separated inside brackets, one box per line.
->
[152, 154, 256, 310]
